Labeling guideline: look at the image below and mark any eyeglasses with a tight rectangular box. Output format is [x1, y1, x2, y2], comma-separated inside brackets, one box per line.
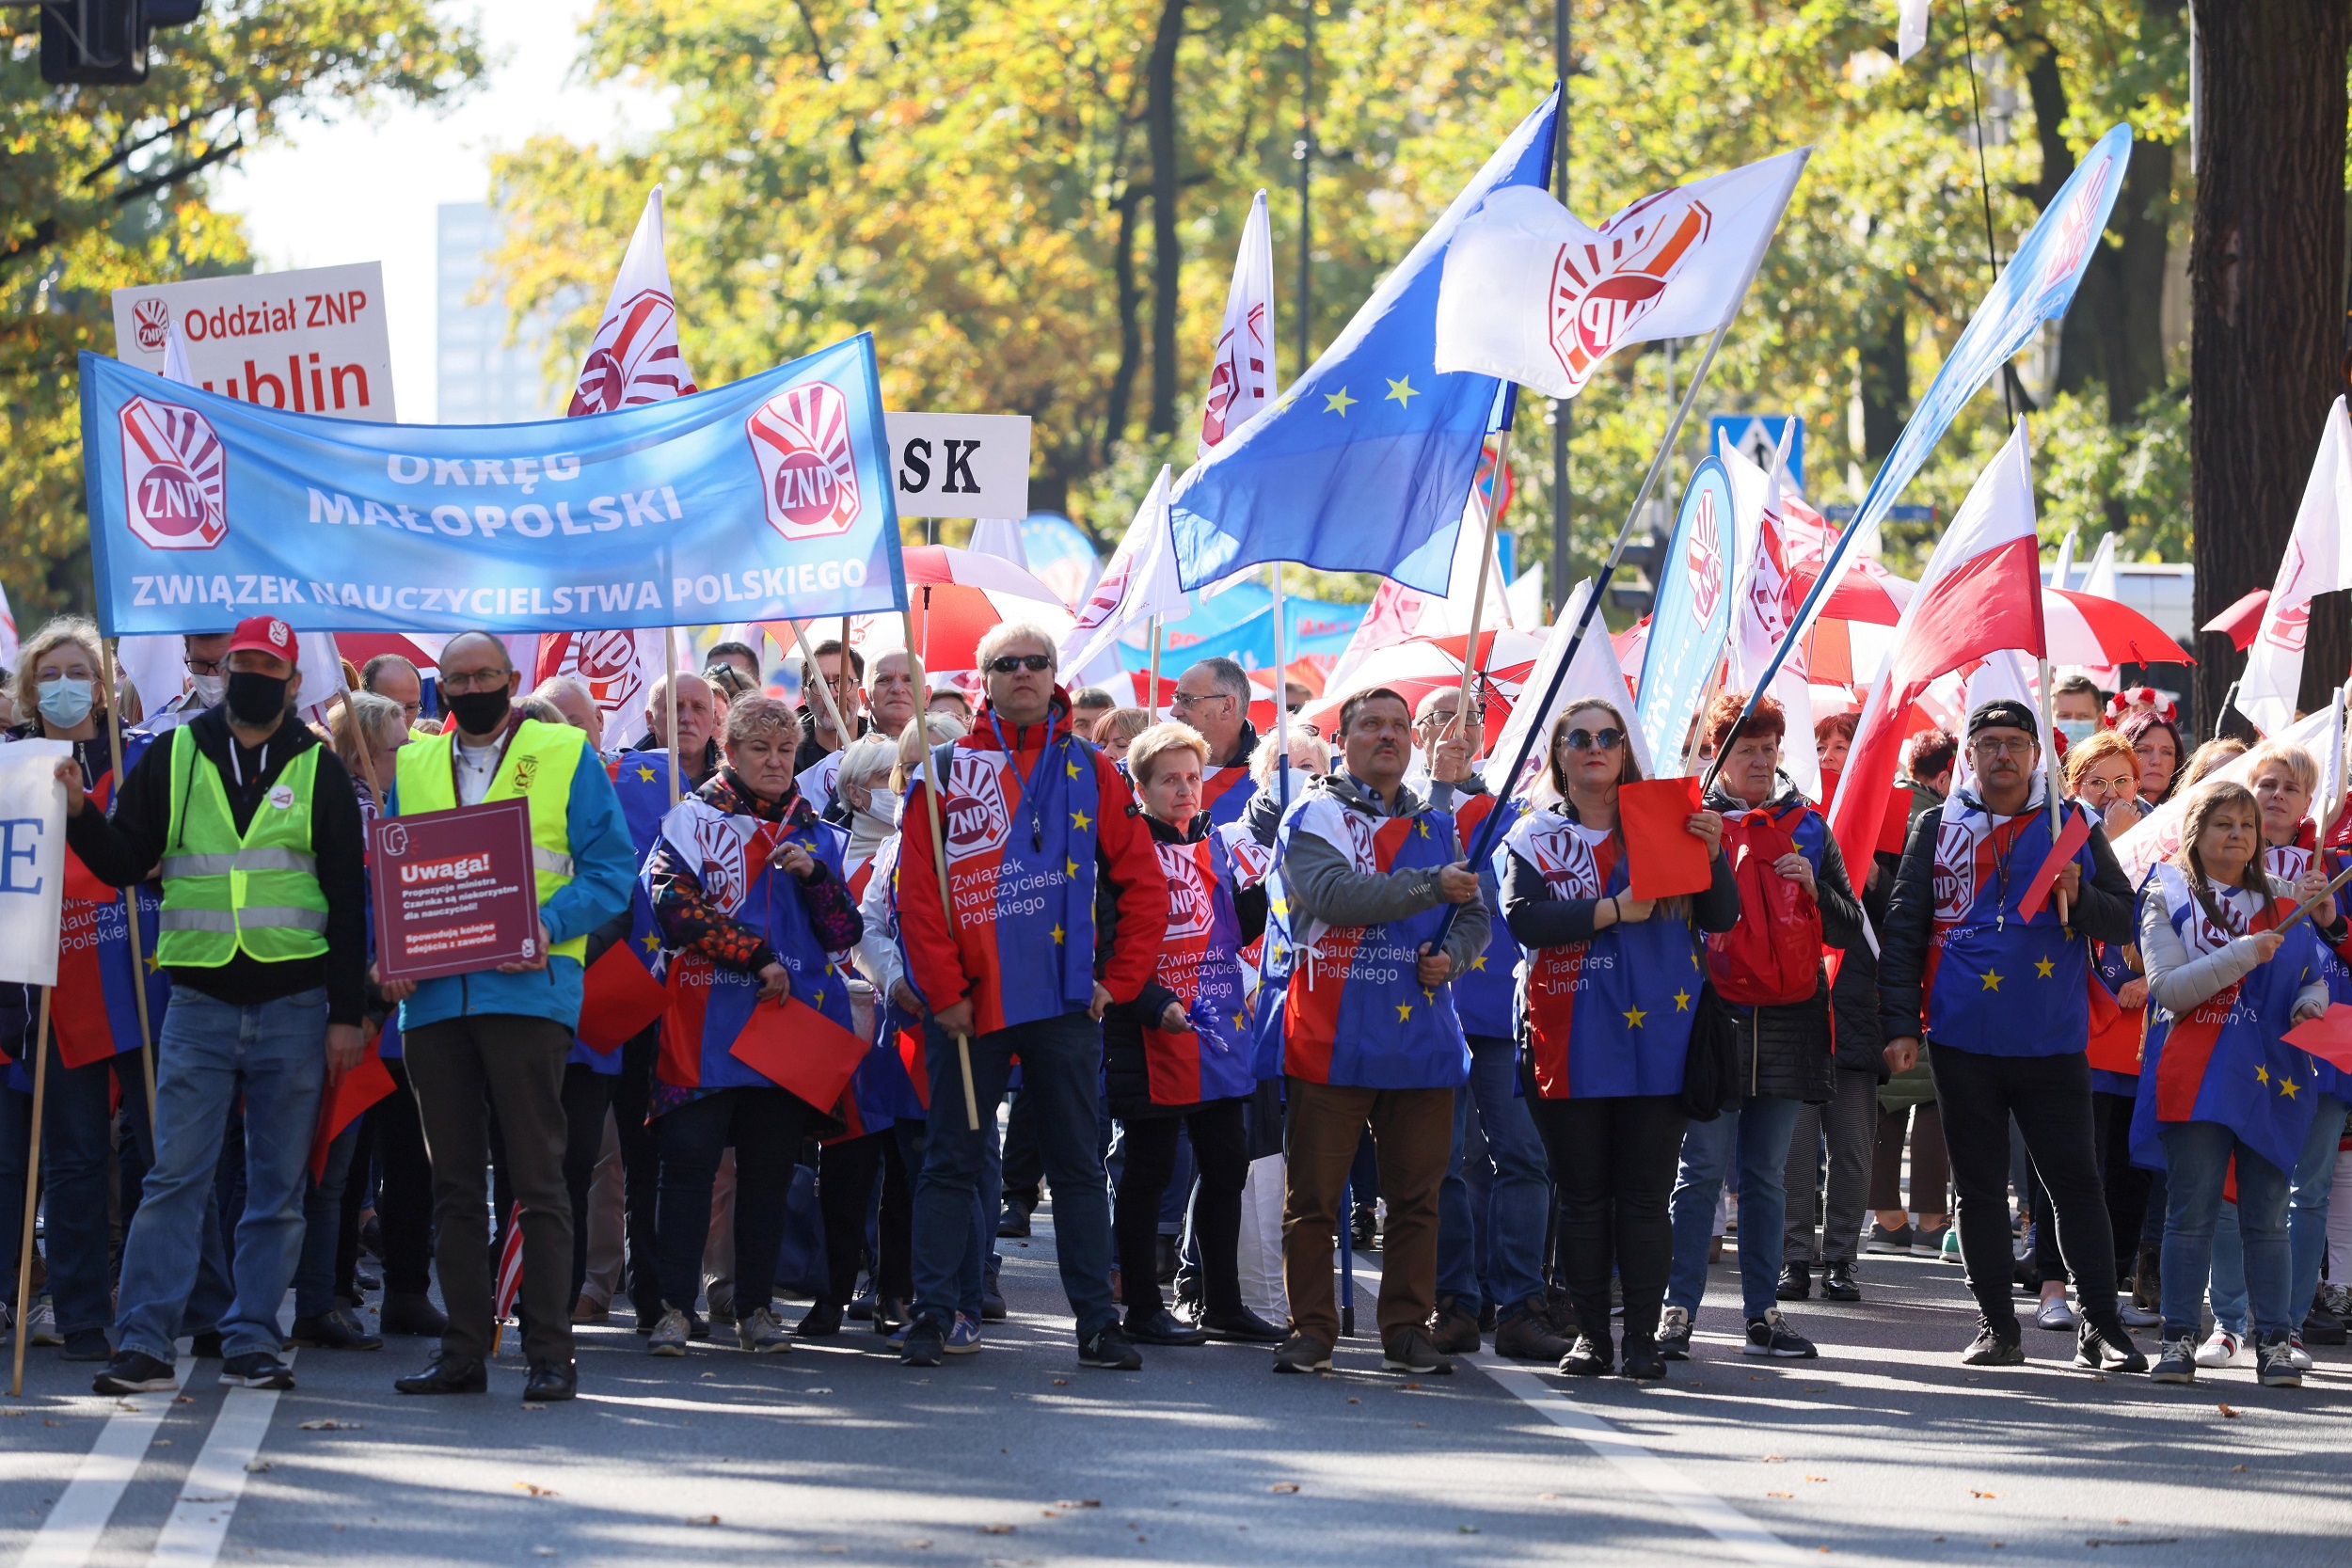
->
[1563, 727, 1624, 752]
[986, 653, 1053, 674]
[439, 668, 512, 694]
[1972, 736, 2035, 758]
[184, 656, 225, 677]
[1169, 690, 1229, 709]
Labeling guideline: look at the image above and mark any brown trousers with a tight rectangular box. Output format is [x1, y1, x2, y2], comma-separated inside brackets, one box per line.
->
[403, 1013, 576, 1365]
[1280, 1079, 1454, 1351]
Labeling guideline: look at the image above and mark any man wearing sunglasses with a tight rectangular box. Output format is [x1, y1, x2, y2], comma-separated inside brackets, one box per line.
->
[894, 623, 1168, 1371]
[1879, 698, 2144, 1373]
[1170, 657, 1261, 828]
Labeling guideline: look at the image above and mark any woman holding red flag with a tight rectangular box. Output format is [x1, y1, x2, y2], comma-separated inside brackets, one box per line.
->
[1102, 721, 1285, 1346]
[642, 695, 863, 1356]
[1500, 697, 1737, 1380]
[0, 618, 195, 1361]
[2137, 780, 2330, 1388]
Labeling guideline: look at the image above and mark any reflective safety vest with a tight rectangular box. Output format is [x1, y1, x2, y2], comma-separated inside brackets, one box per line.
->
[395, 718, 592, 962]
[154, 726, 329, 967]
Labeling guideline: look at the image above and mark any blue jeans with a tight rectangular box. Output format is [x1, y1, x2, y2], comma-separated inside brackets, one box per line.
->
[2204, 1094, 2344, 1336]
[1668, 1095, 1804, 1323]
[914, 1011, 1114, 1337]
[115, 987, 327, 1362]
[1437, 1033, 1550, 1313]
[293, 1117, 362, 1320]
[2161, 1119, 2294, 1342]
[893, 1117, 992, 1317]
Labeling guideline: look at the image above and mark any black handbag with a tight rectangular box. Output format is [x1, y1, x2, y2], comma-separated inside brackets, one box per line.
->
[1678, 981, 1741, 1122]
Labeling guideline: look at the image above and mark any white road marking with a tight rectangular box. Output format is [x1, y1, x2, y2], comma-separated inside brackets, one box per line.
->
[146, 1349, 297, 1568]
[1468, 1354, 1811, 1568]
[15, 1359, 192, 1568]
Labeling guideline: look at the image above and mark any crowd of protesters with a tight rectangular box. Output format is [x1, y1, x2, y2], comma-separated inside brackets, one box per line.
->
[2, 615, 2343, 1402]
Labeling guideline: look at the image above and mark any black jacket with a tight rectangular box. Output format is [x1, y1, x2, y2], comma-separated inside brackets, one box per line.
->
[65, 705, 369, 1026]
[1100, 813, 1267, 1120]
[1703, 780, 1876, 1101]
[1877, 788, 2137, 1045]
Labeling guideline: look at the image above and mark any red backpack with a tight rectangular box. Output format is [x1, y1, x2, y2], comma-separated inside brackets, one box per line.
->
[1703, 806, 1825, 1006]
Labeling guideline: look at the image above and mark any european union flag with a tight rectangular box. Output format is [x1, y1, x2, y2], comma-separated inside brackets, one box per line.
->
[1169, 89, 1560, 594]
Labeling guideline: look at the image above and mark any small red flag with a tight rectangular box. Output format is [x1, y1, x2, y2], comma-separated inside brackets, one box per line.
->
[309, 1035, 396, 1182]
[727, 991, 872, 1113]
[1618, 777, 1712, 901]
[2286, 1004, 2352, 1072]
[578, 941, 670, 1053]
[2014, 806, 2094, 925]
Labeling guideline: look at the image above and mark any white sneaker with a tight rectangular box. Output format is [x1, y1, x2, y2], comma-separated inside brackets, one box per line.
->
[2194, 1327, 2245, 1368]
[26, 1300, 60, 1347]
[2289, 1335, 2315, 1371]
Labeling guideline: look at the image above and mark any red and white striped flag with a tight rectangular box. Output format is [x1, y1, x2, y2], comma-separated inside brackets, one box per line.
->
[493, 1202, 527, 1328]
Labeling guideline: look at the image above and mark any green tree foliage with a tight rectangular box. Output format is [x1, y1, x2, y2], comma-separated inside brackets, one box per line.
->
[1, 4, 483, 619]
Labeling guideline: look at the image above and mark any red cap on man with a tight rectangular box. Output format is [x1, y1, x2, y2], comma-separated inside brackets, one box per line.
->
[225, 615, 299, 665]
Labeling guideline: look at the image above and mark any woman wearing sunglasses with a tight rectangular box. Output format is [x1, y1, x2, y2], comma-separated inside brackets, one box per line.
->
[1499, 699, 1737, 1379]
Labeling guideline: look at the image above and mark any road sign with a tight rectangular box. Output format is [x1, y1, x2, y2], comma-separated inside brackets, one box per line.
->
[1708, 414, 1803, 493]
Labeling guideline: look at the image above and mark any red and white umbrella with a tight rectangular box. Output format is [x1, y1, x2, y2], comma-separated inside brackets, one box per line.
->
[902, 545, 1067, 605]
[1300, 628, 1547, 740]
[2042, 587, 2190, 667]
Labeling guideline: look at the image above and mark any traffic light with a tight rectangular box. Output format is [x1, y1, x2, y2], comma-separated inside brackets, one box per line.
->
[39, 0, 204, 87]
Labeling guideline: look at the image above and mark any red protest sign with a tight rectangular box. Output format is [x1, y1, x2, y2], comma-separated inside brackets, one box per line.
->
[371, 798, 544, 982]
[1618, 776, 1712, 901]
[2286, 1004, 2352, 1072]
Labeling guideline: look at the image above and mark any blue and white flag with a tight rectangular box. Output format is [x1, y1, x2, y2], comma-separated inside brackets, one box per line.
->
[81, 333, 906, 636]
[1635, 457, 1738, 771]
[1168, 90, 1559, 594]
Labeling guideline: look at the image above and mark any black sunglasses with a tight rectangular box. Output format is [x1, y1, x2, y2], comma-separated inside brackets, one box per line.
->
[1564, 726, 1624, 752]
[986, 653, 1054, 673]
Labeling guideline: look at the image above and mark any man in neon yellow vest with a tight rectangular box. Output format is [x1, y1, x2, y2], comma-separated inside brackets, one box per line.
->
[377, 631, 634, 1405]
[64, 616, 369, 1398]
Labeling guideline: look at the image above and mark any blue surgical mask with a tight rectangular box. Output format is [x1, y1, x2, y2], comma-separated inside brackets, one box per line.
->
[2056, 718, 2096, 747]
[36, 676, 93, 730]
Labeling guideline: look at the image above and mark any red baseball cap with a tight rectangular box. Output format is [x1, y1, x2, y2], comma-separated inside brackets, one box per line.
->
[225, 615, 299, 665]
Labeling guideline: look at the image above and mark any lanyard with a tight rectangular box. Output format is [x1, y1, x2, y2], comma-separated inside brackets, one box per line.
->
[986, 710, 1058, 852]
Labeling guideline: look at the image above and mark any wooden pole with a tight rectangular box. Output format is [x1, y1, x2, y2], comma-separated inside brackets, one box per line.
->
[901, 609, 980, 1132]
[98, 643, 157, 1130]
[787, 620, 853, 753]
[10, 990, 52, 1399]
[1450, 426, 1514, 751]
[661, 631, 681, 808]
[836, 615, 856, 749]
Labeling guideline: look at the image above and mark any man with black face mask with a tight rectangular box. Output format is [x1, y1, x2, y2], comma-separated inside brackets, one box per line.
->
[60, 617, 369, 1397]
[375, 630, 636, 1404]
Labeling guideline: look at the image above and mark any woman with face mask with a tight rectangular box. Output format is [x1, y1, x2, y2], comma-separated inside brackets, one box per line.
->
[0, 618, 181, 1361]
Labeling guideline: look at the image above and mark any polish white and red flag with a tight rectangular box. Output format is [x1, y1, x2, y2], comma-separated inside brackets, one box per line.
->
[1826, 420, 2048, 872]
[1059, 466, 1189, 683]
[1199, 190, 1278, 459]
[1435, 149, 1808, 398]
[2234, 397, 2352, 736]
[540, 187, 704, 737]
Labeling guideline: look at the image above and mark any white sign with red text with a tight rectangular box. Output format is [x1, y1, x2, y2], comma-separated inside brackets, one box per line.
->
[112, 261, 397, 423]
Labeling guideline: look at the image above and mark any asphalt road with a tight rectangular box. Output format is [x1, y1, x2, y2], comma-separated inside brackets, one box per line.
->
[4, 1213, 2345, 1568]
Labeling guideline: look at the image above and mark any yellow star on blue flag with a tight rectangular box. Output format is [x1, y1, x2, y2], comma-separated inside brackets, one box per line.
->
[1385, 375, 1419, 407]
[1324, 387, 1356, 417]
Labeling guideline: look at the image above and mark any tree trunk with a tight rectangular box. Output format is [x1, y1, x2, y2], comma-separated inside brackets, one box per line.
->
[1103, 185, 1144, 462]
[1858, 304, 1910, 464]
[1145, 0, 1185, 436]
[2189, 0, 2351, 730]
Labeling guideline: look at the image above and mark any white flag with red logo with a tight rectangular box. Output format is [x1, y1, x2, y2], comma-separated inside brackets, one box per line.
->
[1826, 420, 2048, 872]
[1434, 149, 1809, 399]
[533, 628, 685, 747]
[2235, 397, 2352, 736]
[1199, 191, 1278, 459]
[566, 186, 698, 416]
[1058, 466, 1188, 681]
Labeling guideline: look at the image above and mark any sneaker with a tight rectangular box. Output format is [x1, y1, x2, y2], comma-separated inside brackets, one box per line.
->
[981, 1269, 1008, 1323]
[996, 1198, 1033, 1240]
[1620, 1335, 1667, 1381]
[220, 1352, 294, 1390]
[1961, 1325, 2025, 1366]
[2075, 1319, 2147, 1373]
[2194, 1327, 2245, 1369]
[945, 1313, 982, 1355]
[1657, 1306, 1692, 1360]
[61, 1328, 113, 1362]
[1864, 1221, 1914, 1255]
[1557, 1335, 1612, 1376]
[1077, 1322, 1141, 1370]
[1775, 1263, 1811, 1302]
[2302, 1306, 2348, 1347]
[93, 1349, 178, 1395]
[1820, 1262, 1862, 1302]
[1744, 1307, 1818, 1358]
[2034, 1295, 2078, 1332]
[901, 1313, 947, 1367]
[2257, 1334, 2304, 1388]
[2149, 1334, 2199, 1384]
[2287, 1335, 2314, 1371]
[1426, 1295, 1482, 1354]
[1272, 1332, 1332, 1374]
[288, 1306, 383, 1352]
[646, 1307, 691, 1357]
[1916, 1224, 1954, 1257]
[26, 1299, 60, 1347]
[736, 1306, 793, 1354]
[1380, 1330, 1455, 1375]
[2324, 1280, 2352, 1321]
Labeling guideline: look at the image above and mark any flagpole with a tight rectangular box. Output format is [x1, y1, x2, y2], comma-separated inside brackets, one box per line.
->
[10, 989, 52, 1399]
[1429, 283, 1758, 950]
[98, 642, 157, 1131]
[901, 612, 982, 1133]
[788, 620, 854, 755]
[837, 615, 856, 745]
[1273, 565, 1293, 815]
[2328, 682, 2352, 843]
[1451, 426, 1515, 746]
[661, 631, 681, 809]
[1147, 617, 1163, 721]
[2038, 653, 2069, 927]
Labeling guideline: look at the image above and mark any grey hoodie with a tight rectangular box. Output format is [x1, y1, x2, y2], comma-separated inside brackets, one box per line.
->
[1281, 770, 1491, 979]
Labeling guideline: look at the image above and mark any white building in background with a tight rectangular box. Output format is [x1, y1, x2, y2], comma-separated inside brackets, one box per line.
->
[435, 201, 561, 424]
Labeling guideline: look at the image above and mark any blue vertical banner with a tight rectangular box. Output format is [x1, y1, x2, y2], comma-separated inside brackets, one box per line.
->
[79, 333, 907, 635]
[1635, 457, 1738, 771]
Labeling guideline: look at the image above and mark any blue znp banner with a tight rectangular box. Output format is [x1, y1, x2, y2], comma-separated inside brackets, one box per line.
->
[80, 333, 907, 635]
[1635, 456, 1738, 771]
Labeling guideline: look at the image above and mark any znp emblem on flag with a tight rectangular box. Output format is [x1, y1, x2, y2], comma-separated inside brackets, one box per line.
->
[1548, 192, 1713, 395]
[119, 395, 228, 551]
[745, 381, 861, 542]
[568, 288, 697, 415]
